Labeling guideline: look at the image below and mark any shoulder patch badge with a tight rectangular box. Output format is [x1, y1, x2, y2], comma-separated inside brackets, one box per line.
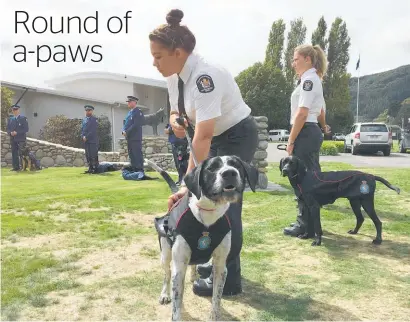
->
[303, 80, 313, 91]
[360, 181, 370, 194]
[196, 75, 215, 93]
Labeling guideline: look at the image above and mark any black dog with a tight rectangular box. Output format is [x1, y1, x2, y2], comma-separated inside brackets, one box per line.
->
[279, 156, 400, 246]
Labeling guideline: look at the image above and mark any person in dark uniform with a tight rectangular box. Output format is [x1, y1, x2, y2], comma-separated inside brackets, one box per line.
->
[149, 9, 259, 297]
[283, 44, 331, 237]
[81, 105, 99, 173]
[165, 123, 189, 185]
[122, 95, 165, 173]
[122, 95, 145, 173]
[6, 105, 29, 171]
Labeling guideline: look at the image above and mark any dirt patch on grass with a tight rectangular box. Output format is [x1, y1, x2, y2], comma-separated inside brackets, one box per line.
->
[1, 233, 69, 249]
[74, 236, 158, 285]
[114, 212, 158, 228]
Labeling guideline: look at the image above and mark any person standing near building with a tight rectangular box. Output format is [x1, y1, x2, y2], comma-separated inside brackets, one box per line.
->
[7, 104, 28, 171]
[81, 105, 99, 174]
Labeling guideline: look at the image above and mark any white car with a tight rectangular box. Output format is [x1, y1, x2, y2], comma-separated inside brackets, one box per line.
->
[344, 122, 392, 156]
[269, 129, 289, 142]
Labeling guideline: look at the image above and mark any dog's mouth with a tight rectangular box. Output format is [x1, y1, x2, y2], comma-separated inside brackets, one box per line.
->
[223, 184, 236, 192]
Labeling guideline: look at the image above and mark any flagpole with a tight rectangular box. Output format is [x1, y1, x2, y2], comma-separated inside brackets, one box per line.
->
[356, 55, 360, 123]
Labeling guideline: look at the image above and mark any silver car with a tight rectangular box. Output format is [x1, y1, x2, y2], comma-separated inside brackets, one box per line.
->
[344, 122, 392, 156]
[399, 128, 410, 153]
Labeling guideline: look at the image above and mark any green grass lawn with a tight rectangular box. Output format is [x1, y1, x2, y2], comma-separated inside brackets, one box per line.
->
[1, 164, 410, 321]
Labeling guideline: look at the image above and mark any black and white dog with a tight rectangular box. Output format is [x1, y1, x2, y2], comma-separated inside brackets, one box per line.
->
[149, 156, 258, 321]
[279, 156, 400, 246]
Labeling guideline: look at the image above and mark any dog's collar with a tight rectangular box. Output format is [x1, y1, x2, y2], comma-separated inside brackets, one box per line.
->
[196, 203, 217, 212]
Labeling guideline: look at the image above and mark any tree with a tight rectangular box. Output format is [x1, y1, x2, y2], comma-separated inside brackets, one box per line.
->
[97, 115, 112, 152]
[311, 16, 328, 52]
[388, 100, 402, 119]
[1, 87, 14, 131]
[394, 97, 410, 128]
[283, 18, 307, 89]
[265, 19, 286, 69]
[236, 61, 289, 129]
[323, 18, 352, 132]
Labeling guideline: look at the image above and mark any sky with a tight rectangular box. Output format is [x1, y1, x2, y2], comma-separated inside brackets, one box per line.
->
[1, 0, 409, 88]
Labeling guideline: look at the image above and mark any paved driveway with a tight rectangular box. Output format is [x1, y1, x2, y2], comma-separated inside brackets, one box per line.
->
[267, 143, 410, 168]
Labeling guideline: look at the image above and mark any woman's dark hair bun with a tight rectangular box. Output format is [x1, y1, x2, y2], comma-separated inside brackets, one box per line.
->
[166, 9, 184, 27]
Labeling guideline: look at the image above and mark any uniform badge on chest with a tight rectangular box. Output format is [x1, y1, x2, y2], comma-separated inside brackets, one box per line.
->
[197, 232, 211, 250]
[360, 180, 370, 194]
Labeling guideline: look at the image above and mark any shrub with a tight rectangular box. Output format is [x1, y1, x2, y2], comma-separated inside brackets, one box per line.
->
[320, 141, 339, 156]
[334, 141, 345, 153]
[39, 115, 112, 151]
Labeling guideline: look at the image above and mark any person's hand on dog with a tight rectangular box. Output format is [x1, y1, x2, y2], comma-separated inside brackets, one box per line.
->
[168, 186, 188, 210]
[286, 143, 294, 155]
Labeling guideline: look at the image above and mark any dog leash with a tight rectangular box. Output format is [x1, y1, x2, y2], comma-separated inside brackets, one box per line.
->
[277, 144, 287, 151]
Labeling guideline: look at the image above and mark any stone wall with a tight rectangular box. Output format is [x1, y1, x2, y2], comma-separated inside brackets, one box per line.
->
[118, 136, 176, 171]
[1, 131, 119, 168]
[252, 116, 269, 189]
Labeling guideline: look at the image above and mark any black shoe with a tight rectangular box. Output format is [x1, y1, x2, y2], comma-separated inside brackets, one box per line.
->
[283, 224, 306, 237]
[10, 168, 19, 171]
[192, 277, 242, 297]
[197, 263, 213, 278]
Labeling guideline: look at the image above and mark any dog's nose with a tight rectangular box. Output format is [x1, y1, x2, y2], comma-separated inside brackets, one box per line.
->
[221, 169, 238, 179]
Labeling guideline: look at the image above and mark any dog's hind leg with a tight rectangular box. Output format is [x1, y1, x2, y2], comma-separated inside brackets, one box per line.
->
[361, 196, 383, 245]
[210, 233, 231, 321]
[171, 236, 191, 321]
[159, 237, 172, 305]
[347, 198, 365, 235]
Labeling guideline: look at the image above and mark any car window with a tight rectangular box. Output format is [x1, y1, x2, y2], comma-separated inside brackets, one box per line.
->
[360, 125, 388, 132]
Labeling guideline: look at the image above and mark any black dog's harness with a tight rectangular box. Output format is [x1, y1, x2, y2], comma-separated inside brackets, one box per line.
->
[294, 171, 376, 205]
[154, 194, 231, 265]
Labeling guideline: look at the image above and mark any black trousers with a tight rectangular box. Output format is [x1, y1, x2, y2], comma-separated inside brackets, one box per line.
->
[85, 143, 99, 171]
[292, 123, 323, 231]
[208, 115, 258, 287]
[11, 140, 25, 170]
[127, 140, 144, 172]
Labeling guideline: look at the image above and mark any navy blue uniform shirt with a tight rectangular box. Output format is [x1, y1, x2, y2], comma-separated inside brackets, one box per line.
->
[81, 115, 99, 144]
[123, 108, 145, 141]
[7, 115, 29, 141]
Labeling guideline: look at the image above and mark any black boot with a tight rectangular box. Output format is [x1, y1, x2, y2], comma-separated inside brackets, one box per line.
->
[284, 199, 307, 237]
[197, 262, 213, 278]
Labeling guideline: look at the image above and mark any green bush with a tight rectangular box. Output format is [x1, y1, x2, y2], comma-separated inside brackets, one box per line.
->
[320, 141, 339, 156]
[39, 115, 112, 151]
[334, 141, 345, 153]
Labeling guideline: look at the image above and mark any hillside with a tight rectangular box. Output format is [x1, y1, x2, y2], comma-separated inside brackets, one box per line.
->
[349, 64, 410, 121]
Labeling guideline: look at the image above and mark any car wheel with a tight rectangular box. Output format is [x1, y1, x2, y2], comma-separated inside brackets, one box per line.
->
[383, 148, 391, 156]
[343, 142, 349, 153]
[351, 145, 358, 155]
[399, 141, 406, 153]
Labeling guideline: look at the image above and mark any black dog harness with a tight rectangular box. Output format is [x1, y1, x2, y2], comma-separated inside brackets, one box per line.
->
[294, 171, 376, 205]
[154, 194, 231, 265]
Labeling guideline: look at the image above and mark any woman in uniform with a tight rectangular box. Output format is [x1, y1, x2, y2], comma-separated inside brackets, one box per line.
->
[149, 9, 258, 297]
[283, 44, 331, 238]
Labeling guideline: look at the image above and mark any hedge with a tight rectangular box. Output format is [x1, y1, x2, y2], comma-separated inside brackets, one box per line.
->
[39, 114, 112, 151]
[320, 141, 344, 156]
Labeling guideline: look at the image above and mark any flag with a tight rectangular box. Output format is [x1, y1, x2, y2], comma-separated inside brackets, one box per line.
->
[356, 56, 360, 70]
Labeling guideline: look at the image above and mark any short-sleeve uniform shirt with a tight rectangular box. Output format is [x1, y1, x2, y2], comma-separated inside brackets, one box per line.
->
[167, 53, 251, 136]
[290, 68, 324, 125]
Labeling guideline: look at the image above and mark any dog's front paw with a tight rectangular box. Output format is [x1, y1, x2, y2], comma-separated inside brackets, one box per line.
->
[347, 229, 358, 235]
[311, 238, 322, 246]
[158, 294, 171, 305]
[297, 233, 309, 239]
[209, 311, 221, 321]
[372, 239, 382, 245]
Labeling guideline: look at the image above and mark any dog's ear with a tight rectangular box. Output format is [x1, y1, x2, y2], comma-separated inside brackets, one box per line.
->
[279, 158, 284, 172]
[234, 157, 259, 192]
[294, 156, 307, 178]
[184, 162, 204, 200]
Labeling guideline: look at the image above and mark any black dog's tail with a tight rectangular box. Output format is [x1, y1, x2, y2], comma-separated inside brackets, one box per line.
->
[145, 159, 179, 194]
[374, 176, 400, 194]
